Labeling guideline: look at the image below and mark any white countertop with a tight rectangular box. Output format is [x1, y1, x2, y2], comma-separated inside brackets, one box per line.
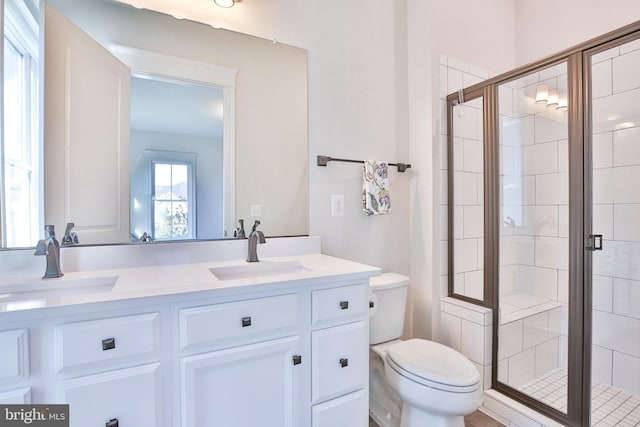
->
[0, 253, 381, 313]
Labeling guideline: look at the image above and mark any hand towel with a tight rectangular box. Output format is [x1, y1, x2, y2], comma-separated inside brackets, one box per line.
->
[362, 160, 391, 216]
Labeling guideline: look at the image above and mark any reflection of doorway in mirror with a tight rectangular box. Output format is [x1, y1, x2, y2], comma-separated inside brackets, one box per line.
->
[2, 0, 42, 248]
[128, 76, 224, 242]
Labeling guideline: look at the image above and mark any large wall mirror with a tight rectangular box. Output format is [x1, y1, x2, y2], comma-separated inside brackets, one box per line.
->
[0, 0, 308, 248]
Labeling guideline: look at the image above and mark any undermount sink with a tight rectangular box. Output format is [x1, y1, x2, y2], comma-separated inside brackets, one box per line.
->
[209, 259, 315, 281]
[0, 275, 119, 303]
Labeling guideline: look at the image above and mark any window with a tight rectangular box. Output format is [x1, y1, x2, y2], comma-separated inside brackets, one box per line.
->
[149, 152, 196, 240]
[2, 0, 40, 247]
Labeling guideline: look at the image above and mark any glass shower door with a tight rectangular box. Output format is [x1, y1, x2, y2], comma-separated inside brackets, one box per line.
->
[496, 61, 570, 415]
[588, 36, 640, 425]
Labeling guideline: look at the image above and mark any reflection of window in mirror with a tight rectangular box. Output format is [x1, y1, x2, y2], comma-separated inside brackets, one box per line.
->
[152, 160, 195, 240]
[2, 0, 42, 247]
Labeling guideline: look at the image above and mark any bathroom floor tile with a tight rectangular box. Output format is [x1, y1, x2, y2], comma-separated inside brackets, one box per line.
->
[369, 410, 506, 427]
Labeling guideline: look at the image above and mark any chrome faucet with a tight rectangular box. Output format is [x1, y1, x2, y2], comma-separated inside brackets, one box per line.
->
[234, 219, 246, 238]
[34, 225, 64, 279]
[246, 220, 266, 262]
[61, 222, 79, 246]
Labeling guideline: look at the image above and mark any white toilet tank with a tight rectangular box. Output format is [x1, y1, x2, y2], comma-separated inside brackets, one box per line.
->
[369, 272, 410, 345]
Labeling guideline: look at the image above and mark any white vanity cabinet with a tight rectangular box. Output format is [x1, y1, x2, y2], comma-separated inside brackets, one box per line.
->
[310, 284, 370, 427]
[0, 329, 31, 404]
[178, 293, 303, 427]
[53, 313, 163, 427]
[0, 261, 375, 427]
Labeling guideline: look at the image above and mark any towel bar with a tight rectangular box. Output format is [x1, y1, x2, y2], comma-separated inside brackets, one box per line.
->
[316, 155, 411, 172]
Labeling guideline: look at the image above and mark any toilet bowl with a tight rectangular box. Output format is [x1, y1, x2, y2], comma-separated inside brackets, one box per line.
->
[369, 273, 483, 427]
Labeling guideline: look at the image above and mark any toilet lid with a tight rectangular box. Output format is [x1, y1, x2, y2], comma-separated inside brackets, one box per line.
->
[386, 339, 480, 388]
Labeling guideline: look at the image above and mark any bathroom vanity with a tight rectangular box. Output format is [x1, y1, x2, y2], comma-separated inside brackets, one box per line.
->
[0, 237, 379, 427]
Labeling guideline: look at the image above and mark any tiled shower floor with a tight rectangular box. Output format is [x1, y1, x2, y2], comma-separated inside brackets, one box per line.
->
[518, 369, 640, 426]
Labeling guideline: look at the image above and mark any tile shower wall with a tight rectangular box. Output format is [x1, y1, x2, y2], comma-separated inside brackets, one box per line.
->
[497, 63, 569, 390]
[439, 56, 494, 390]
[590, 40, 640, 396]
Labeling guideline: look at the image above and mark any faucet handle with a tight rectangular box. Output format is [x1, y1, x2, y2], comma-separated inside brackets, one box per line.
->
[62, 223, 79, 246]
[45, 224, 55, 237]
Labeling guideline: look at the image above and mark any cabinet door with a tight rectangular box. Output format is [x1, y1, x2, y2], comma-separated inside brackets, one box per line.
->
[181, 335, 301, 427]
[312, 389, 368, 427]
[57, 363, 161, 427]
[312, 320, 368, 403]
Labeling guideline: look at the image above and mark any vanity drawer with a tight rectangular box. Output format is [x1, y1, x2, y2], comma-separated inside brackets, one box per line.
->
[55, 313, 160, 372]
[312, 284, 368, 326]
[180, 293, 298, 351]
[311, 320, 368, 403]
[0, 329, 29, 382]
[312, 388, 368, 427]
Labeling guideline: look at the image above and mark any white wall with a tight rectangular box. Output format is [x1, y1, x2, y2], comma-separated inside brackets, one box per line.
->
[515, 0, 640, 66]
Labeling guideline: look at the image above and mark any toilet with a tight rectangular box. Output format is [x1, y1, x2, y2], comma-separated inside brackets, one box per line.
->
[369, 273, 483, 427]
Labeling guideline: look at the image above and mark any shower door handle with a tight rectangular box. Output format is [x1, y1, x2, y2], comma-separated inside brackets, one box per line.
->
[586, 234, 603, 251]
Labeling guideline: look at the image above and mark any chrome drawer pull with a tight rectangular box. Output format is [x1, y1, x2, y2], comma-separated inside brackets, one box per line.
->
[106, 418, 119, 427]
[339, 301, 349, 310]
[339, 358, 349, 368]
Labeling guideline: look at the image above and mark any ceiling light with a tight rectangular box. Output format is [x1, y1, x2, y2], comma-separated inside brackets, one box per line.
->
[535, 85, 548, 104]
[546, 89, 559, 108]
[556, 93, 568, 111]
[214, 0, 236, 7]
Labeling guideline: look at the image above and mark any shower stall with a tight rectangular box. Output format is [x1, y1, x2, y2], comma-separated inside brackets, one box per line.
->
[446, 21, 640, 426]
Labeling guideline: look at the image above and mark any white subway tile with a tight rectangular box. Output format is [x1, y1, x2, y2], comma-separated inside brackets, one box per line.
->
[439, 205, 448, 241]
[463, 138, 483, 173]
[593, 310, 640, 358]
[454, 273, 465, 294]
[463, 72, 483, 89]
[613, 277, 640, 319]
[593, 204, 614, 241]
[462, 319, 486, 364]
[534, 236, 568, 270]
[539, 63, 566, 81]
[518, 205, 559, 237]
[534, 338, 560, 379]
[591, 345, 613, 386]
[464, 205, 483, 238]
[522, 141, 558, 175]
[440, 169, 448, 205]
[447, 67, 463, 94]
[499, 320, 523, 359]
[439, 65, 449, 99]
[614, 204, 640, 241]
[532, 267, 559, 301]
[440, 311, 462, 352]
[593, 132, 613, 169]
[612, 352, 640, 395]
[448, 56, 470, 73]
[536, 173, 568, 205]
[591, 60, 613, 99]
[558, 205, 568, 238]
[523, 312, 549, 349]
[454, 205, 463, 239]
[452, 137, 464, 171]
[454, 238, 478, 273]
[534, 115, 567, 144]
[613, 126, 640, 167]
[558, 139, 568, 173]
[612, 166, 640, 203]
[593, 275, 613, 313]
[592, 87, 640, 134]
[620, 38, 640, 55]
[499, 85, 513, 118]
[453, 171, 478, 205]
[464, 270, 484, 300]
[593, 168, 615, 204]
[613, 48, 640, 94]
[592, 46, 619, 64]
[439, 134, 448, 170]
[557, 270, 568, 303]
[508, 348, 536, 388]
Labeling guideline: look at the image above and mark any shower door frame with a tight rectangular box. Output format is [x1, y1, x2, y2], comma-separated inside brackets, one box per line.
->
[446, 20, 640, 427]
